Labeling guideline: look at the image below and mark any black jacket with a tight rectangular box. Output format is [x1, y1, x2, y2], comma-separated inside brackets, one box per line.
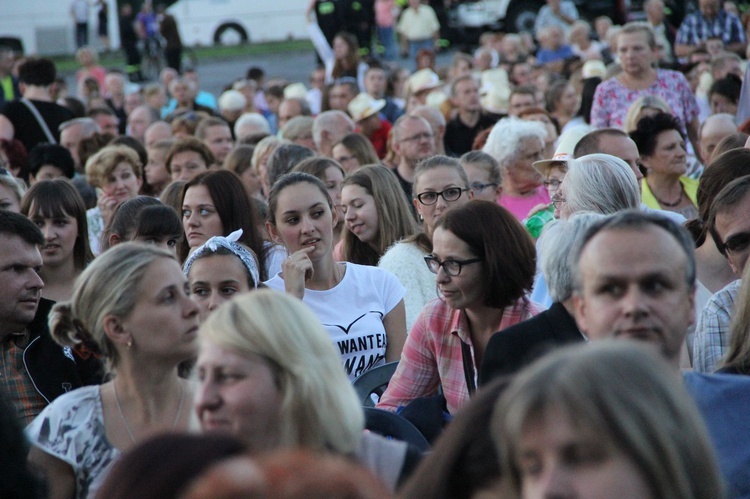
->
[23, 298, 103, 405]
[479, 302, 583, 385]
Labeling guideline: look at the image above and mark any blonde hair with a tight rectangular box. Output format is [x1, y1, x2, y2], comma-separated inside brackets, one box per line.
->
[493, 341, 725, 499]
[49, 243, 174, 371]
[623, 95, 672, 132]
[198, 290, 364, 454]
[85, 145, 143, 188]
[250, 136, 282, 177]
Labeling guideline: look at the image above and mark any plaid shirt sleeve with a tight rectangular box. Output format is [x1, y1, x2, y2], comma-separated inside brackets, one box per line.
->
[693, 281, 741, 373]
[376, 300, 446, 412]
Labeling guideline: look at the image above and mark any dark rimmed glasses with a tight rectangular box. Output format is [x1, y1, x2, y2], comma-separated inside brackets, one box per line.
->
[415, 187, 468, 206]
[424, 255, 482, 276]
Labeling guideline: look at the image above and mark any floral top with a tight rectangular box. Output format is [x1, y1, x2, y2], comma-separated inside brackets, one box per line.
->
[590, 69, 699, 135]
[26, 386, 119, 499]
[86, 207, 104, 256]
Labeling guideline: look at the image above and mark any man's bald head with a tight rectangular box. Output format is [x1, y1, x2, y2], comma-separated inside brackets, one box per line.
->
[700, 113, 738, 165]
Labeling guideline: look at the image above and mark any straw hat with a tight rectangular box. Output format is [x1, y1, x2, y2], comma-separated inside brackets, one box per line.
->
[408, 69, 442, 94]
[348, 93, 386, 122]
[532, 126, 591, 176]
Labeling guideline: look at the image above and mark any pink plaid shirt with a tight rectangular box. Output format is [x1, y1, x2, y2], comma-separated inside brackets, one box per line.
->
[377, 296, 541, 414]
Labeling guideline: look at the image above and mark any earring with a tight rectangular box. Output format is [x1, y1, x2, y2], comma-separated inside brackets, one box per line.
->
[419, 213, 423, 221]
[127, 338, 132, 349]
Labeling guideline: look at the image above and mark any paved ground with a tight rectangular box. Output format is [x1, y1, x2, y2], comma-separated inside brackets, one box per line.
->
[193, 47, 456, 96]
[63, 45, 456, 98]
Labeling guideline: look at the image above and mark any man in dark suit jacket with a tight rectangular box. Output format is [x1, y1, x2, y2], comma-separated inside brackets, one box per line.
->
[480, 213, 603, 384]
[480, 301, 582, 383]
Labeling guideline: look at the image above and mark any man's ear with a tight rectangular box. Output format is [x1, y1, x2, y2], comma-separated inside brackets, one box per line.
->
[572, 292, 588, 335]
[265, 221, 283, 245]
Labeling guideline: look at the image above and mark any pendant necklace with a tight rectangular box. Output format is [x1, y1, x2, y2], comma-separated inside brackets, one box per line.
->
[113, 381, 185, 444]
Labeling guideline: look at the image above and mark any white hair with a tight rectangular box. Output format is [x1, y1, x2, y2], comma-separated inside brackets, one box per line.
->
[564, 153, 641, 215]
[234, 112, 271, 139]
[482, 117, 547, 170]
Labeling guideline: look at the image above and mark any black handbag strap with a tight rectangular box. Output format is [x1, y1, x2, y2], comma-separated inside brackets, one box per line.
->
[460, 340, 476, 396]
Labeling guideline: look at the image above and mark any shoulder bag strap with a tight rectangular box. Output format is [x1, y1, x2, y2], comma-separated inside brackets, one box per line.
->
[20, 98, 56, 144]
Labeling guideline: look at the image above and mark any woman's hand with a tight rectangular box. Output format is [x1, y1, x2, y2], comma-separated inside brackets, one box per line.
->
[97, 191, 119, 226]
[282, 246, 315, 299]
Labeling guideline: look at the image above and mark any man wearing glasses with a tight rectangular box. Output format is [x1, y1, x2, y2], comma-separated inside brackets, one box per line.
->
[694, 176, 750, 372]
[391, 115, 436, 201]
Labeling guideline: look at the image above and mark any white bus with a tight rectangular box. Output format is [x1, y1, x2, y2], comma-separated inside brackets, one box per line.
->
[0, 0, 119, 55]
[167, 0, 308, 46]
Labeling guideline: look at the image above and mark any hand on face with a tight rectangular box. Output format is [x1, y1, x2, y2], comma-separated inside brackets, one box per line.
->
[97, 191, 119, 225]
[281, 246, 315, 299]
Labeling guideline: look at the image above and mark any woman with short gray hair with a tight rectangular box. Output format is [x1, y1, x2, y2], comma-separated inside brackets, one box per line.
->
[482, 117, 549, 220]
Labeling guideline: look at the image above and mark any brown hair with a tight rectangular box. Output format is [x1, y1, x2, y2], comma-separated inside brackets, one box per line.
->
[436, 201, 536, 308]
[20, 179, 93, 270]
[165, 137, 214, 174]
[181, 171, 266, 277]
[340, 165, 419, 266]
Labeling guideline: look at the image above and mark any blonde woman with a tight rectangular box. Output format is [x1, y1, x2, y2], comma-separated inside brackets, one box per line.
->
[623, 94, 672, 132]
[250, 135, 283, 198]
[27, 244, 199, 499]
[85, 145, 143, 254]
[195, 289, 416, 491]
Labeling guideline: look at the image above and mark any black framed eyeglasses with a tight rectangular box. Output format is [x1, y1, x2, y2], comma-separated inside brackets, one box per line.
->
[424, 255, 482, 276]
[721, 231, 750, 255]
[416, 187, 468, 206]
[470, 182, 498, 193]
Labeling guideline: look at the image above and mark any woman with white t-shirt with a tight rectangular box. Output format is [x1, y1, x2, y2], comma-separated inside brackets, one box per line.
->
[264, 172, 407, 381]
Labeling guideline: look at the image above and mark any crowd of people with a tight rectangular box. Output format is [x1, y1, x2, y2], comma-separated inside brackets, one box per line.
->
[2, 0, 750, 496]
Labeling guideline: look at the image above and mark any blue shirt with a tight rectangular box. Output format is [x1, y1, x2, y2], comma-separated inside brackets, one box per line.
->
[536, 45, 575, 64]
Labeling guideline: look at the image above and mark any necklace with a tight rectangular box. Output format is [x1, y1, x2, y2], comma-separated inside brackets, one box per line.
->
[112, 380, 185, 444]
[650, 184, 684, 208]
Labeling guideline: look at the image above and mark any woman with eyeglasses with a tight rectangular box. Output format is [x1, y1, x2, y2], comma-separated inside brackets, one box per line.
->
[459, 151, 502, 203]
[379, 155, 473, 330]
[264, 172, 407, 381]
[377, 200, 540, 414]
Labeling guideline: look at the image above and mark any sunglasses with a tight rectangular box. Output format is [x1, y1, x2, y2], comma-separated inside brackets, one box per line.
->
[722, 231, 750, 255]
